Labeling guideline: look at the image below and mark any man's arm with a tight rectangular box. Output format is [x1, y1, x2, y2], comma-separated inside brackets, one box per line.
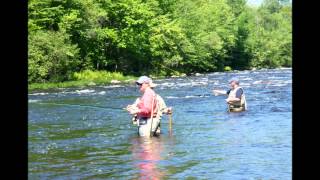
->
[213, 89, 228, 96]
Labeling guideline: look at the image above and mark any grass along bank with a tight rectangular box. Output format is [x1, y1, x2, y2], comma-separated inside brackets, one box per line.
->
[28, 70, 137, 92]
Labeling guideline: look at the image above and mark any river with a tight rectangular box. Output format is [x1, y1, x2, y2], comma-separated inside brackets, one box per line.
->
[28, 68, 292, 179]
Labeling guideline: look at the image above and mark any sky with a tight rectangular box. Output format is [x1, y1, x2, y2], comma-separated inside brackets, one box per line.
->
[246, 0, 264, 6]
[246, 0, 292, 6]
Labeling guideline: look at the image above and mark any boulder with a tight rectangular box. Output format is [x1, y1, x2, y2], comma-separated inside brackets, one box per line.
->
[111, 80, 121, 84]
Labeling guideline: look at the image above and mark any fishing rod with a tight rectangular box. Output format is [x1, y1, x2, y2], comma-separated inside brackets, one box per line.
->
[35, 102, 125, 110]
[155, 62, 193, 82]
[168, 112, 173, 135]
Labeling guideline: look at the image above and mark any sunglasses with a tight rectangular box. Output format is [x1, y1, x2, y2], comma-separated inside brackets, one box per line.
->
[136, 82, 143, 86]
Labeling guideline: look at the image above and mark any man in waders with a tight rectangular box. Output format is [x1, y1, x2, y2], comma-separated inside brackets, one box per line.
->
[128, 80, 172, 136]
[213, 77, 247, 112]
[126, 76, 159, 137]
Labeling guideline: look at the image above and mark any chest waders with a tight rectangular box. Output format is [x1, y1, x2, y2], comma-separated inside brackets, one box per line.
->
[229, 105, 245, 112]
[228, 87, 247, 112]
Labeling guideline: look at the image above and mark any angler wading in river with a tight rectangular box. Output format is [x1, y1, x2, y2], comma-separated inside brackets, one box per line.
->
[129, 79, 172, 136]
[213, 77, 247, 112]
[126, 76, 171, 137]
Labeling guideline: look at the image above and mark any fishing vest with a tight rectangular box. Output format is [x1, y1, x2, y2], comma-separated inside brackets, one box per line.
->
[228, 86, 247, 112]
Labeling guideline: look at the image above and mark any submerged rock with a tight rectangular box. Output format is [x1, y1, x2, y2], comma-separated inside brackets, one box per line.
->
[125, 79, 135, 82]
[111, 80, 121, 84]
[88, 82, 96, 86]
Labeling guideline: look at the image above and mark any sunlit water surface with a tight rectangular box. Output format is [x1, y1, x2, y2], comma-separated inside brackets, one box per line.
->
[29, 68, 292, 179]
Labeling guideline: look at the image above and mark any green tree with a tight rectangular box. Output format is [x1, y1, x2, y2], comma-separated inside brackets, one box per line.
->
[28, 0, 292, 84]
[244, 1, 291, 68]
[28, 30, 80, 83]
[172, 0, 237, 72]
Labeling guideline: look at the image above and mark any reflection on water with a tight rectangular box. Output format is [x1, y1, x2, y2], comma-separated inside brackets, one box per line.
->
[131, 137, 165, 180]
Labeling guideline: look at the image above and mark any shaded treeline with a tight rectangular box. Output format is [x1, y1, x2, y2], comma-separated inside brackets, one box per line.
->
[28, 0, 291, 83]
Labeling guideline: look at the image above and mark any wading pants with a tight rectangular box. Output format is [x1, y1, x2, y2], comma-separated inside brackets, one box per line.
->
[138, 117, 160, 137]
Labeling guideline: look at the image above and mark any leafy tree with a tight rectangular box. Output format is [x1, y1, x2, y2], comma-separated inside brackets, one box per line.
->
[244, 0, 291, 68]
[28, 0, 292, 84]
[28, 30, 80, 83]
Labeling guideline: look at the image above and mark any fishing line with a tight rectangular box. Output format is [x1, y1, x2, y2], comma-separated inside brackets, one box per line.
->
[155, 62, 193, 82]
[35, 102, 125, 111]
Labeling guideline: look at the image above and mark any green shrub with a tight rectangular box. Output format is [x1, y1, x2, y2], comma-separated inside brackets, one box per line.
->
[224, 66, 232, 71]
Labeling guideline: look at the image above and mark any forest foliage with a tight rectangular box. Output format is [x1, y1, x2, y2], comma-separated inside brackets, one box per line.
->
[28, 0, 291, 83]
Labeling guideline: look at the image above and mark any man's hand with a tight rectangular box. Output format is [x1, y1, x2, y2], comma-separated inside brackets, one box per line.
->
[213, 90, 219, 96]
[129, 106, 140, 115]
[225, 98, 230, 103]
[125, 105, 133, 111]
[226, 97, 240, 104]
[166, 107, 173, 115]
[126, 104, 133, 109]
[125, 105, 140, 114]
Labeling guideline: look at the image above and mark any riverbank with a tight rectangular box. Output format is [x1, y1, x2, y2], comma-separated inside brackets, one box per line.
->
[28, 70, 137, 92]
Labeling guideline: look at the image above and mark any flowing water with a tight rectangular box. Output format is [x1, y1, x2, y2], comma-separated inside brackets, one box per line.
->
[28, 68, 292, 179]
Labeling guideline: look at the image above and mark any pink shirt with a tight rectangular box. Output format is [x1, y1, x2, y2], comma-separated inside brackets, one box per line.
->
[137, 88, 157, 118]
